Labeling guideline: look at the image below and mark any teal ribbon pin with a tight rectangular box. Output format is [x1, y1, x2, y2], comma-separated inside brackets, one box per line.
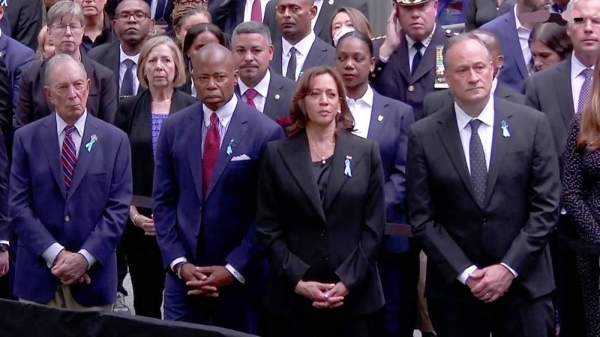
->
[501, 120, 511, 138]
[85, 135, 98, 152]
[226, 139, 234, 155]
[344, 155, 352, 177]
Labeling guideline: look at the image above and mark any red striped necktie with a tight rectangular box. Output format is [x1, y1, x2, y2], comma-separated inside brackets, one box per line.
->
[61, 125, 77, 192]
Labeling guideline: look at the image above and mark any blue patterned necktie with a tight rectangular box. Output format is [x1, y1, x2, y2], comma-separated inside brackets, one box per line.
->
[578, 68, 593, 113]
[469, 119, 487, 207]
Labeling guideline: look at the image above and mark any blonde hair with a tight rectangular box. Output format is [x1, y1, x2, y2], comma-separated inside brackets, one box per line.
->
[36, 25, 52, 60]
[137, 36, 187, 88]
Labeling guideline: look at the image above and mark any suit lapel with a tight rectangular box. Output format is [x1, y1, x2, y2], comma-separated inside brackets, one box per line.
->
[411, 27, 445, 82]
[272, 42, 283, 74]
[494, 83, 514, 100]
[323, 132, 361, 212]
[313, 1, 333, 40]
[109, 43, 121, 92]
[303, 40, 326, 73]
[367, 92, 387, 139]
[264, 75, 282, 119]
[279, 133, 326, 222]
[42, 116, 67, 199]
[483, 101, 511, 207]
[504, 13, 528, 79]
[66, 116, 100, 203]
[206, 102, 249, 197]
[186, 105, 205, 202]
[555, 59, 575, 129]
[393, 36, 411, 83]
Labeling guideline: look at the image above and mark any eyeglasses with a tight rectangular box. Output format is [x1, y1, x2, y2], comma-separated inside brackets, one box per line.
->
[177, 0, 208, 5]
[50, 23, 84, 34]
[116, 12, 150, 22]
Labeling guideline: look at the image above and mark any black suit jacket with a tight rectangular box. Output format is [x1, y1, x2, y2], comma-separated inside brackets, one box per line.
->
[256, 131, 385, 316]
[407, 98, 561, 300]
[263, 0, 369, 44]
[6, 0, 43, 51]
[422, 83, 526, 118]
[0, 57, 12, 139]
[235, 72, 296, 120]
[114, 89, 196, 199]
[208, 0, 245, 35]
[0, 58, 9, 242]
[16, 55, 118, 128]
[271, 36, 336, 77]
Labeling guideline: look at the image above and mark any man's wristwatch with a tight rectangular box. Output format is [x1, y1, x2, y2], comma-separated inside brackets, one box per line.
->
[0, 244, 9, 252]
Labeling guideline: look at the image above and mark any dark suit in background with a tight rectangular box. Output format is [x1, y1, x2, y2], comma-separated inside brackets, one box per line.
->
[465, 0, 515, 31]
[235, 71, 296, 121]
[16, 55, 118, 128]
[115, 89, 196, 318]
[407, 98, 560, 337]
[0, 57, 9, 299]
[89, 41, 143, 101]
[5, 0, 44, 51]
[0, 32, 35, 120]
[257, 131, 385, 337]
[0, 56, 12, 140]
[422, 81, 525, 118]
[271, 37, 335, 77]
[209, 0, 244, 36]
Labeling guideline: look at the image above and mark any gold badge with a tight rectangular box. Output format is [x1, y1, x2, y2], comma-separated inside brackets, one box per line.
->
[408, 85, 415, 92]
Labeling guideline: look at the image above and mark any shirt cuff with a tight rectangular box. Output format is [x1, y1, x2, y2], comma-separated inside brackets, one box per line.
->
[457, 265, 478, 284]
[0, 240, 9, 246]
[225, 263, 245, 284]
[501, 263, 518, 278]
[78, 250, 96, 270]
[379, 54, 390, 63]
[170, 257, 188, 272]
[42, 243, 65, 268]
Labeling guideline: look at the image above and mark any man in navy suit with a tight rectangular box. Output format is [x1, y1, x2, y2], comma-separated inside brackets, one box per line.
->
[9, 54, 132, 310]
[153, 43, 284, 333]
[481, 0, 551, 92]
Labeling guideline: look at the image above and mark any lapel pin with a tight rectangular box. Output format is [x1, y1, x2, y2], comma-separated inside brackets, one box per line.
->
[500, 120, 511, 138]
[274, 94, 281, 100]
[226, 139, 234, 155]
[85, 134, 98, 152]
[329, 0, 334, 4]
[377, 115, 384, 122]
[344, 155, 353, 178]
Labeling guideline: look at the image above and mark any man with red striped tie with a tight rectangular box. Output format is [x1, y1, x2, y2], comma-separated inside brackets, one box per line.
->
[9, 54, 132, 311]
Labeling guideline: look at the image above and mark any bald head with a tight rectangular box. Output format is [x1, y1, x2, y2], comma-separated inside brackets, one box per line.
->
[192, 43, 238, 111]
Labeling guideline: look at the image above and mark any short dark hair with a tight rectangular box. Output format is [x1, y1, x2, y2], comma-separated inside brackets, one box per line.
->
[442, 32, 491, 68]
[336, 31, 373, 56]
[529, 22, 573, 60]
[183, 23, 225, 57]
[231, 21, 272, 46]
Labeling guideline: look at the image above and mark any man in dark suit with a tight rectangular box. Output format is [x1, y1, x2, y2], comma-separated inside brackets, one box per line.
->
[423, 29, 526, 117]
[231, 22, 296, 121]
[270, 0, 335, 81]
[407, 33, 560, 337]
[523, 2, 600, 335]
[16, 1, 117, 128]
[481, 0, 549, 92]
[89, 0, 154, 101]
[0, 56, 10, 300]
[153, 44, 283, 333]
[9, 54, 132, 311]
[208, 0, 268, 36]
[75, 0, 118, 54]
[5, 0, 43, 50]
[371, 0, 451, 121]
[263, 0, 368, 44]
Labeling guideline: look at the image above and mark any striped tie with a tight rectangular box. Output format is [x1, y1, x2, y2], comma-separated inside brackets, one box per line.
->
[61, 125, 77, 192]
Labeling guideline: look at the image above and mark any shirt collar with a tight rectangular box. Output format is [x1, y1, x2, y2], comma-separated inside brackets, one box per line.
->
[491, 77, 498, 94]
[454, 95, 495, 131]
[405, 24, 436, 50]
[239, 70, 271, 99]
[282, 31, 316, 57]
[571, 54, 595, 78]
[346, 85, 374, 107]
[203, 95, 238, 127]
[56, 110, 88, 137]
[119, 45, 140, 64]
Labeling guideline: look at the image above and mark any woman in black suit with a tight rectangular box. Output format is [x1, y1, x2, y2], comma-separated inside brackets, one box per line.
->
[465, 0, 516, 30]
[114, 36, 196, 318]
[256, 66, 386, 337]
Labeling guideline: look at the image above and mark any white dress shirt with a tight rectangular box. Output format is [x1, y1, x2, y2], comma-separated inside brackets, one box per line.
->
[405, 25, 436, 74]
[41, 112, 97, 269]
[119, 45, 140, 95]
[491, 77, 498, 94]
[243, 0, 271, 22]
[239, 70, 270, 113]
[347, 86, 374, 139]
[571, 54, 595, 112]
[514, 5, 532, 74]
[169, 96, 245, 284]
[454, 97, 518, 284]
[282, 31, 316, 80]
[311, 0, 324, 31]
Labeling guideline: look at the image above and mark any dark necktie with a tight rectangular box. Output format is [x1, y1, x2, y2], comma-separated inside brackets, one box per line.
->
[245, 88, 258, 110]
[286, 47, 297, 81]
[61, 125, 77, 192]
[202, 113, 220, 197]
[121, 59, 135, 97]
[155, 0, 167, 20]
[411, 42, 424, 76]
[578, 68, 593, 113]
[251, 0, 262, 22]
[469, 120, 487, 207]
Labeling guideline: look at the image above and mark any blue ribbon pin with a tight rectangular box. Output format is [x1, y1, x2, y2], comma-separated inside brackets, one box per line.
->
[85, 135, 98, 152]
[226, 139, 234, 155]
[344, 155, 352, 177]
[500, 120, 511, 138]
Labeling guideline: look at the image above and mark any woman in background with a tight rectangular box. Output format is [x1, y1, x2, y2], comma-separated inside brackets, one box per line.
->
[529, 22, 573, 72]
[171, 6, 212, 49]
[329, 7, 372, 47]
[36, 25, 55, 60]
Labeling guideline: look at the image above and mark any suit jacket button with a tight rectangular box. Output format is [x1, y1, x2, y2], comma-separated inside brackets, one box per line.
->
[408, 85, 415, 92]
[324, 257, 329, 261]
[64, 215, 70, 223]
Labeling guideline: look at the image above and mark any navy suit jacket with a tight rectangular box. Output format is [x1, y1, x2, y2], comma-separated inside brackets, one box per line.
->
[482, 11, 529, 92]
[153, 99, 284, 286]
[0, 33, 35, 119]
[235, 72, 297, 121]
[9, 113, 132, 306]
[369, 91, 414, 254]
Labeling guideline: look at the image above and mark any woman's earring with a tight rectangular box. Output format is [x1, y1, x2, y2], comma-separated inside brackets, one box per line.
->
[337, 109, 341, 114]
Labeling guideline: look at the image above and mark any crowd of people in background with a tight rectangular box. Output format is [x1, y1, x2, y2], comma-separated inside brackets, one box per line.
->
[0, 0, 597, 336]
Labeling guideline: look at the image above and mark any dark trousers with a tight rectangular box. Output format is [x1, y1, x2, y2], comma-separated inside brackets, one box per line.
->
[121, 208, 165, 319]
[428, 294, 554, 337]
[116, 242, 128, 296]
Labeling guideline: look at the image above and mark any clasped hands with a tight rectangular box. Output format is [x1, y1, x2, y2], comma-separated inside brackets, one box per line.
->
[51, 250, 91, 285]
[181, 264, 235, 297]
[295, 280, 348, 309]
[466, 264, 515, 303]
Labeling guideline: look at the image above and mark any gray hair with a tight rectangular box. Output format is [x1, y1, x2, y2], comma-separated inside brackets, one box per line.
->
[44, 54, 87, 85]
[231, 21, 273, 46]
[47, 0, 84, 27]
[442, 32, 493, 69]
